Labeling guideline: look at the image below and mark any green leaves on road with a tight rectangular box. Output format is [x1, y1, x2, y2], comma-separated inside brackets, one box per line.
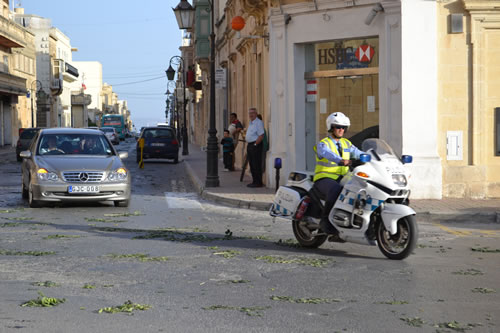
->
[255, 255, 332, 268]
[104, 211, 143, 217]
[0, 249, 55, 256]
[44, 234, 81, 240]
[107, 253, 169, 262]
[471, 287, 496, 294]
[212, 250, 241, 258]
[202, 305, 270, 317]
[21, 291, 65, 307]
[400, 317, 425, 327]
[471, 247, 500, 253]
[31, 281, 59, 287]
[270, 295, 341, 304]
[98, 300, 152, 314]
[452, 269, 483, 276]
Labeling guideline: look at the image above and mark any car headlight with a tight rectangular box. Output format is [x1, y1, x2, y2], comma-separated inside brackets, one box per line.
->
[37, 168, 59, 181]
[392, 174, 407, 187]
[108, 167, 128, 181]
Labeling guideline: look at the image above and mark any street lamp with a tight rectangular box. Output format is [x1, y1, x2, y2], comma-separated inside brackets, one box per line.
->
[29, 80, 42, 128]
[166, 56, 189, 156]
[172, 0, 219, 187]
[165, 81, 178, 137]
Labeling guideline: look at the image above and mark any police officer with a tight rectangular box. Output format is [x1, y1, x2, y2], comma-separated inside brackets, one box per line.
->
[313, 112, 364, 238]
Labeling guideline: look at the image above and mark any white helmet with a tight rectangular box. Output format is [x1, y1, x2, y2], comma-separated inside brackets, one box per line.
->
[326, 112, 350, 131]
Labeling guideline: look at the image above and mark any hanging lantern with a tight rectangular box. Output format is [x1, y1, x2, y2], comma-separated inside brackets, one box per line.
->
[231, 16, 245, 31]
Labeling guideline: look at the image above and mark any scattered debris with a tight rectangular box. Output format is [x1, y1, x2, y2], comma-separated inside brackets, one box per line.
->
[471, 247, 500, 253]
[471, 287, 496, 294]
[255, 255, 331, 268]
[31, 281, 59, 287]
[202, 305, 269, 317]
[85, 218, 126, 223]
[21, 291, 65, 307]
[376, 300, 409, 305]
[44, 234, 81, 240]
[103, 211, 143, 217]
[107, 253, 169, 262]
[452, 269, 483, 276]
[270, 296, 341, 304]
[98, 300, 152, 314]
[435, 321, 482, 332]
[213, 250, 241, 258]
[400, 317, 425, 327]
[0, 249, 55, 256]
[83, 284, 96, 289]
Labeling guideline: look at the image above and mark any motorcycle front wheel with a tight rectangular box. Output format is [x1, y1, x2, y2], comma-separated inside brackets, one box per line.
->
[292, 220, 327, 248]
[376, 215, 417, 260]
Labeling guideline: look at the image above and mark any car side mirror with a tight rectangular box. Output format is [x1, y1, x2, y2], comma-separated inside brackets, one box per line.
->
[20, 151, 32, 159]
[118, 151, 129, 159]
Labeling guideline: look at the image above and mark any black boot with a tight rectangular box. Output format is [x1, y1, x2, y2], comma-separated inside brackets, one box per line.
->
[319, 216, 338, 235]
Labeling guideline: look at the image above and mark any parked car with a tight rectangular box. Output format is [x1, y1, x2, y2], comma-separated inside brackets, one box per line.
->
[20, 128, 131, 208]
[136, 126, 179, 164]
[16, 128, 41, 162]
[100, 127, 120, 145]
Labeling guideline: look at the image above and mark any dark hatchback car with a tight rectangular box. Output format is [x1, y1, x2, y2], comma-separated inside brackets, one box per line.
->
[16, 128, 41, 162]
[136, 126, 179, 163]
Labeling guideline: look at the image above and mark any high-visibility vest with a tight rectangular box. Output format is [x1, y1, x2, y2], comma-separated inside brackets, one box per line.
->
[313, 137, 352, 182]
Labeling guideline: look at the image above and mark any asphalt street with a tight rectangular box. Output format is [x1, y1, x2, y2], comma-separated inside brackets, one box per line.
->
[0, 139, 499, 333]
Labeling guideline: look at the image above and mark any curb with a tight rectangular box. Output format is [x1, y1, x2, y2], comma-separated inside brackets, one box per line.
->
[184, 160, 272, 211]
[184, 159, 500, 221]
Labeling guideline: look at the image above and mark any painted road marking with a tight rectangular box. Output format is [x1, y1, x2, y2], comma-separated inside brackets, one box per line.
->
[433, 223, 500, 237]
[165, 192, 202, 209]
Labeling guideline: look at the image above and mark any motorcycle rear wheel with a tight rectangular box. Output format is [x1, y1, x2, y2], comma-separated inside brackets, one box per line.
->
[376, 215, 417, 260]
[292, 219, 327, 248]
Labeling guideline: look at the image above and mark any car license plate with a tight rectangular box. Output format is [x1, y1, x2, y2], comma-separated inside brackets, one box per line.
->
[68, 185, 99, 193]
[151, 143, 165, 147]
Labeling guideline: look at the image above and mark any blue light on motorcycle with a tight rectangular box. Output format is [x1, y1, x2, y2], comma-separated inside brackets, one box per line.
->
[274, 158, 282, 169]
[359, 154, 371, 163]
[401, 155, 413, 164]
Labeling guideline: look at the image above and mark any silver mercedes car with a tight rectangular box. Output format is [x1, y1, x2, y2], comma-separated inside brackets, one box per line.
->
[20, 128, 131, 208]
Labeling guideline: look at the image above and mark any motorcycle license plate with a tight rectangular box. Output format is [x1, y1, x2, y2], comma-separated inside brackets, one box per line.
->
[68, 185, 100, 193]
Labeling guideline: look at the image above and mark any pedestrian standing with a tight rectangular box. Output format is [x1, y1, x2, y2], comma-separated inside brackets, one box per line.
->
[245, 107, 265, 187]
[229, 112, 244, 170]
[221, 129, 235, 171]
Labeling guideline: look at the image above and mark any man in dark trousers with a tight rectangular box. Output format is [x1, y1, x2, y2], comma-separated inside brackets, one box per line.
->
[245, 107, 265, 187]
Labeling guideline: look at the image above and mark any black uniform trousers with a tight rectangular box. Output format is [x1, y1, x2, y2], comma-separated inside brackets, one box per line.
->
[247, 142, 263, 185]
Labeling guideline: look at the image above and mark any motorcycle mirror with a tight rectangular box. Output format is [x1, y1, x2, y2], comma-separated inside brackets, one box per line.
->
[359, 154, 371, 163]
[401, 155, 413, 164]
[274, 157, 282, 169]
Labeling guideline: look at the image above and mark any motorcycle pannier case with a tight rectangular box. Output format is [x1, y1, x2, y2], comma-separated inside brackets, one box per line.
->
[270, 186, 303, 217]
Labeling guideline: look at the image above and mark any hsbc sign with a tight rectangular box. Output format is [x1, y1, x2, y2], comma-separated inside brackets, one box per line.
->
[316, 38, 378, 69]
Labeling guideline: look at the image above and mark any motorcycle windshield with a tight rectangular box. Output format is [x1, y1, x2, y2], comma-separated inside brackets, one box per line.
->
[361, 139, 399, 160]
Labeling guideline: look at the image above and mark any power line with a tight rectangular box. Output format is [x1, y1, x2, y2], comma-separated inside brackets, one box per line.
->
[108, 76, 165, 86]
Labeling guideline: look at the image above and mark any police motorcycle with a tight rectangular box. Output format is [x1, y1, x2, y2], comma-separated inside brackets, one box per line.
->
[270, 138, 417, 260]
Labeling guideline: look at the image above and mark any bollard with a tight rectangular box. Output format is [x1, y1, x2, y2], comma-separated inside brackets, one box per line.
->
[138, 138, 145, 169]
[274, 157, 282, 192]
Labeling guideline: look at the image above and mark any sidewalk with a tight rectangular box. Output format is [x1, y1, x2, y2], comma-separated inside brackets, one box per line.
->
[183, 143, 500, 223]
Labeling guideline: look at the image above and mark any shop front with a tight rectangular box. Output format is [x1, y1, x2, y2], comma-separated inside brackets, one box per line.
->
[268, 1, 442, 199]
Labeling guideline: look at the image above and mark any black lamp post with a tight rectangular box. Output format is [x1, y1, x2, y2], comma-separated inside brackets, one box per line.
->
[30, 80, 42, 128]
[166, 57, 188, 156]
[172, 0, 219, 187]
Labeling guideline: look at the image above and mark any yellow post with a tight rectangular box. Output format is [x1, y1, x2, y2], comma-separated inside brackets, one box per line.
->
[138, 138, 145, 169]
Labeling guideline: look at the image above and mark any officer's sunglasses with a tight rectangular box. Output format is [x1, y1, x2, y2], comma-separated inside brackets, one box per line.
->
[334, 126, 347, 130]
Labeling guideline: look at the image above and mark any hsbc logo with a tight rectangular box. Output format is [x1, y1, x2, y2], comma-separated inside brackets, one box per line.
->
[317, 42, 376, 69]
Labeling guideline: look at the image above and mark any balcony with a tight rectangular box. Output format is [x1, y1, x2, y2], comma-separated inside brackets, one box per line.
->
[50, 78, 62, 96]
[0, 15, 27, 49]
[63, 62, 78, 82]
[0, 71, 27, 96]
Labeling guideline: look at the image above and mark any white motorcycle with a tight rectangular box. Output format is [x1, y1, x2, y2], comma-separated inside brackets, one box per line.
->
[270, 139, 417, 260]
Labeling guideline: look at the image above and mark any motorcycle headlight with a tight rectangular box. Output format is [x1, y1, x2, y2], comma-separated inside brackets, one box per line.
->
[392, 174, 407, 187]
[108, 167, 128, 181]
[37, 168, 59, 181]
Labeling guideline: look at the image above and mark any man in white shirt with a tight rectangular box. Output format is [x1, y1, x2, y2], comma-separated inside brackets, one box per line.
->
[245, 108, 265, 187]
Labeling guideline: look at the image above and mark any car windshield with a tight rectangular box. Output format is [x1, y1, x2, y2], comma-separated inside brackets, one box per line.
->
[143, 128, 174, 139]
[362, 138, 399, 161]
[37, 134, 114, 156]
